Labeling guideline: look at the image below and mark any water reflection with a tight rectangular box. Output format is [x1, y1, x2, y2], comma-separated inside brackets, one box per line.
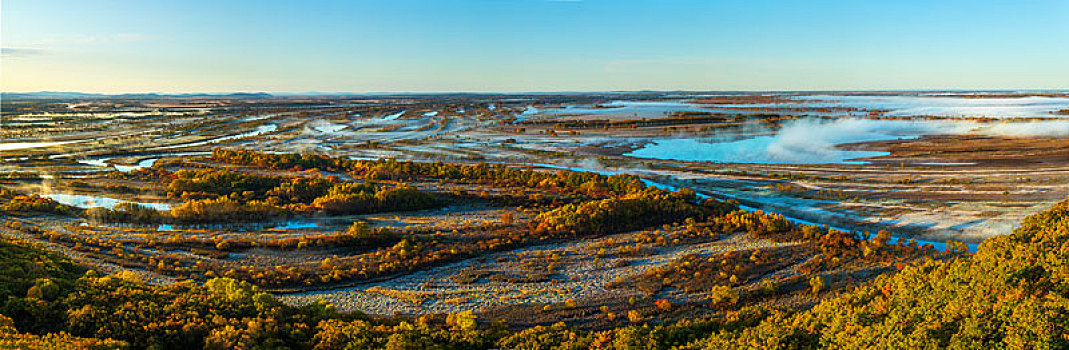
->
[43, 193, 172, 211]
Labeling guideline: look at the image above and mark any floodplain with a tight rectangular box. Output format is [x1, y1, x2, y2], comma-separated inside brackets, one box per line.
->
[2, 91, 1066, 329]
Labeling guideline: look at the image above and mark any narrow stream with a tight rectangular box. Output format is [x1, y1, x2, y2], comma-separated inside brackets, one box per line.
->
[517, 162, 979, 252]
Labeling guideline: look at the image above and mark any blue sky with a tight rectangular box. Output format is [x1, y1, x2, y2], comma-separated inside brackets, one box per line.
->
[2, 0, 1067, 93]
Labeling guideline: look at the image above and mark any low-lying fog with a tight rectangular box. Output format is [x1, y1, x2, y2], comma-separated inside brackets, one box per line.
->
[747, 95, 1069, 119]
[627, 118, 1069, 164]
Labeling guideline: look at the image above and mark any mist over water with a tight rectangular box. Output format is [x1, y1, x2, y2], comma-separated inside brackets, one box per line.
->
[626, 137, 887, 164]
[760, 95, 1069, 119]
[971, 121, 1069, 137]
[626, 118, 1069, 164]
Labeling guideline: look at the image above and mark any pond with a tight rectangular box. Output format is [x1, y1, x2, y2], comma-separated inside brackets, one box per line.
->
[382, 111, 405, 120]
[113, 158, 158, 172]
[79, 158, 158, 172]
[541, 100, 708, 119]
[625, 117, 1068, 164]
[42, 193, 172, 211]
[513, 106, 540, 122]
[626, 137, 890, 164]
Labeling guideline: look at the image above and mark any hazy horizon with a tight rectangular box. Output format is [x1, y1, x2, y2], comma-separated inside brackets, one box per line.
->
[7, 89, 1069, 95]
[3, 0, 1068, 93]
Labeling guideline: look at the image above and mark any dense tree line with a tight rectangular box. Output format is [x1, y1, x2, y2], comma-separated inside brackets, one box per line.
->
[86, 202, 166, 223]
[92, 167, 442, 224]
[209, 149, 649, 198]
[170, 196, 284, 223]
[167, 169, 284, 198]
[533, 189, 715, 238]
[0, 189, 81, 217]
[312, 183, 439, 215]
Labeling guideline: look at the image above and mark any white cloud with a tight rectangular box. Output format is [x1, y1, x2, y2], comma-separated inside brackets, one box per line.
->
[0, 48, 45, 57]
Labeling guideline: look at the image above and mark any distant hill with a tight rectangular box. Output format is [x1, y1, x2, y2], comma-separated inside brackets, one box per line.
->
[1, 91, 274, 100]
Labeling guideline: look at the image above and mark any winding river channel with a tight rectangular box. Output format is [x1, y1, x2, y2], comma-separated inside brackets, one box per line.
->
[519, 162, 980, 253]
